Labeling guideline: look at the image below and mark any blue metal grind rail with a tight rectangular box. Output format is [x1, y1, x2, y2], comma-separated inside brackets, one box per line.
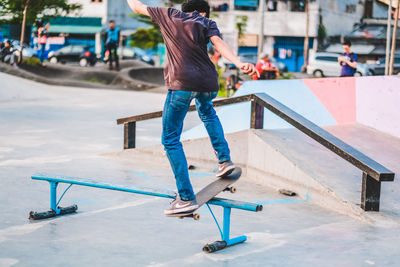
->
[30, 173, 263, 253]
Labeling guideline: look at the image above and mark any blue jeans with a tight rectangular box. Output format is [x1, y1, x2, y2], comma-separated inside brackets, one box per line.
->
[39, 44, 46, 63]
[162, 90, 231, 201]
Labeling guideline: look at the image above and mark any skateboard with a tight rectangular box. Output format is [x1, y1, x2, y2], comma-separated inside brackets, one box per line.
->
[166, 167, 242, 220]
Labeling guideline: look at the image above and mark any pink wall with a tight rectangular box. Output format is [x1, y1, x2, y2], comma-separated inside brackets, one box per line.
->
[356, 76, 400, 139]
[303, 77, 357, 125]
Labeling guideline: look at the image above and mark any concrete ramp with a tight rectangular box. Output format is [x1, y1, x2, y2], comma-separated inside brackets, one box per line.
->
[248, 124, 400, 221]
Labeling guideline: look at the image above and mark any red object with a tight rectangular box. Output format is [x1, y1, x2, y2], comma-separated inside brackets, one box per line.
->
[84, 51, 91, 57]
[253, 60, 274, 80]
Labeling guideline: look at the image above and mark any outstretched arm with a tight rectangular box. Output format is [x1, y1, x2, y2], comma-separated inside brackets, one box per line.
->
[210, 35, 257, 76]
[345, 59, 357, 69]
[127, 0, 150, 16]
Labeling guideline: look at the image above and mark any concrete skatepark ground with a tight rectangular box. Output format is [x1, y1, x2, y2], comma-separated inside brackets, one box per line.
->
[1, 71, 400, 266]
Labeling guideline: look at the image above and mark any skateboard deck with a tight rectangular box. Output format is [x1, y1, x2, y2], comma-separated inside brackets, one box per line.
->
[167, 167, 242, 219]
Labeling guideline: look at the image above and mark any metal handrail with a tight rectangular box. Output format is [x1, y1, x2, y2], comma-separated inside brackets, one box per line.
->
[116, 94, 252, 125]
[116, 92, 395, 211]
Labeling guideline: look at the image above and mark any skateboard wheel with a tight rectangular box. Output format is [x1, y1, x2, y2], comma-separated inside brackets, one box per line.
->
[179, 216, 184, 219]
[230, 187, 236, 193]
[193, 214, 200, 220]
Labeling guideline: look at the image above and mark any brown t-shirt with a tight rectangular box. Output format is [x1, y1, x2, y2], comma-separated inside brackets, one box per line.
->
[147, 7, 221, 92]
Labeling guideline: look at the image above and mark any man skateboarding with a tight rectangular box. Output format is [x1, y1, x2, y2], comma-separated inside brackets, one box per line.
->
[127, 0, 256, 215]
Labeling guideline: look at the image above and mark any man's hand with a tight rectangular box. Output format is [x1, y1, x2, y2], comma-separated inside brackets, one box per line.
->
[210, 36, 258, 77]
[127, 0, 150, 16]
[238, 62, 258, 77]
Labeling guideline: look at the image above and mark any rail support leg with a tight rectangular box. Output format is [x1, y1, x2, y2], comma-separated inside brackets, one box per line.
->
[124, 121, 136, 149]
[29, 181, 78, 220]
[203, 207, 247, 253]
[361, 173, 381, 211]
[50, 181, 59, 212]
[251, 100, 264, 129]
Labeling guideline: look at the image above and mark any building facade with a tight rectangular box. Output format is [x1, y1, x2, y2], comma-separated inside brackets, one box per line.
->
[209, 0, 366, 71]
[326, 0, 400, 62]
[69, 0, 161, 29]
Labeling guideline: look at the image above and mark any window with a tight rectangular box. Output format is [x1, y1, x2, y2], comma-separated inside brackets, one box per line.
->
[364, 0, 373, 18]
[71, 46, 84, 53]
[290, 0, 306, 12]
[234, 0, 259, 11]
[345, 5, 356, 14]
[211, 1, 229, 12]
[316, 56, 338, 62]
[267, 0, 278, 11]
[59, 46, 72, 53]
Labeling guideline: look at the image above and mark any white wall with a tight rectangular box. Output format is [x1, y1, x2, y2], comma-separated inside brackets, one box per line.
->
[69, 0, 162, 29]
[212, 5, 318, 38]
[69, 0, 107, 22]
[318, 0, 365, 36]
[212, 0, 365, 39]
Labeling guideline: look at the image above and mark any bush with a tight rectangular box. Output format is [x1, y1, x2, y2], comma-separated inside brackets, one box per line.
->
[22, 56, 41, 66]
[215, 64, 227, 96]
[278, 72, 296, 80]
[130, 28, 163, 50]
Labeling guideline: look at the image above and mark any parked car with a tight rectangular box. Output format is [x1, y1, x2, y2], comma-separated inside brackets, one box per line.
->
[131, 47, 155, 65]
[365, 56, 400, 76]
[307, 52, 367, 77]
[48, 45, 97, 67]
[111, 47, 154, 65]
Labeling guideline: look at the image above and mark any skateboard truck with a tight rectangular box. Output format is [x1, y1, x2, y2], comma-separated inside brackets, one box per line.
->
[178, 213, 200, 220]
[223, 186, 236, 193]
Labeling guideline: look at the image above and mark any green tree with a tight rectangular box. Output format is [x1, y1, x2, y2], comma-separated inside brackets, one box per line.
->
[236, 15, 248, 40]
[129, 13, 163, 49]
[0, 0, 81, 25]
[0, 0, 80, 64]
[130, 13, 158, 28]
[317, 23, 327, 49]
[130, 28, 163, 49]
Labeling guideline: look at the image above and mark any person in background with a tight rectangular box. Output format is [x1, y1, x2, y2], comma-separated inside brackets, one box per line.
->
[338, 40, 357, 77]
[104, 20, 120, 70]
[1, 40, 16, 67]
[253, 53, 279, 80]
[38, 22, 50, 67]
[0, 25, 4, 49]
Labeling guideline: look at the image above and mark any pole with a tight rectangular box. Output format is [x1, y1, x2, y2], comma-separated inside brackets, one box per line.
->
[385, 0, 393, 75]
[302, 0, 310, 72]
[19, 0, 30, 64]
[389, 0, 399, 75]
[257, 0, 265, 57]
